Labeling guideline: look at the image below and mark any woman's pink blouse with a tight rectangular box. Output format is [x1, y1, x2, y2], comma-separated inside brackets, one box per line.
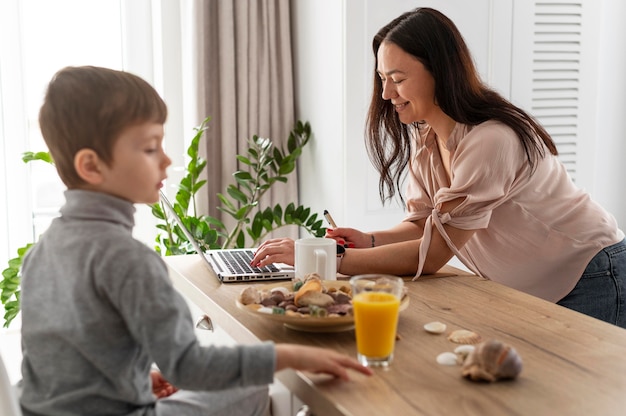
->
[405, 121, 624, 302]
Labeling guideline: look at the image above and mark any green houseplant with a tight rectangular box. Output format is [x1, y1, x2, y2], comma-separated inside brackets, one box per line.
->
[0, 151, 51, 328]
[1, 119, 324, 327]
[152, 117, 325, 255]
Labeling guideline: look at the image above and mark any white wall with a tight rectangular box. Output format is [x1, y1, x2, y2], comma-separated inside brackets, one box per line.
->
[291, 0, 346, 228]
[594, 0, 626, 227]
[293, 0, 516, 233]
[293, 0, 625, 234]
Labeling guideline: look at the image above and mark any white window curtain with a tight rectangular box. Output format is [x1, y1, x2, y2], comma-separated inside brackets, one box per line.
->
[0, 0, 186, 266]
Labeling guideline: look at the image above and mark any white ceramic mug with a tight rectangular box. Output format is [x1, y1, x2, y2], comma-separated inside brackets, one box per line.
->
[295, 238, 337, 280]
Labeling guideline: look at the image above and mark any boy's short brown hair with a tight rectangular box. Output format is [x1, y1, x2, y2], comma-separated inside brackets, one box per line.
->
[39, 66, 168, 187]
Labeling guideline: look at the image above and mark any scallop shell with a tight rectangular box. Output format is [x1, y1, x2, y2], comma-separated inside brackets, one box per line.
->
[424, 321, 447, 334]
[447, 329, 482, 344]
[461, 339, 523, 382]
[303, 273, 323, 282]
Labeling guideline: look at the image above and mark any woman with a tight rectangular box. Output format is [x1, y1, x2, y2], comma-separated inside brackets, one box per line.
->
[252, 8, 626, 328]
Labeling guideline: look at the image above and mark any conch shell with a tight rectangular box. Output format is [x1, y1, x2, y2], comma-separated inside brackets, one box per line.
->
[461, 339, 523, 382]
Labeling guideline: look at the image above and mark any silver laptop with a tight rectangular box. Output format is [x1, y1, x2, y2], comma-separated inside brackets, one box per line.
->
[159, 191, 294, 283]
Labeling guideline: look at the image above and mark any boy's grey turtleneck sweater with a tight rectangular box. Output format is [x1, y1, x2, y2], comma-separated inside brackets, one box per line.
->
[20, 189, 274, 416]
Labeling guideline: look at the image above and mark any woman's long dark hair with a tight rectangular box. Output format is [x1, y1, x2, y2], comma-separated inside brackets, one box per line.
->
[366, 8, 557, 203]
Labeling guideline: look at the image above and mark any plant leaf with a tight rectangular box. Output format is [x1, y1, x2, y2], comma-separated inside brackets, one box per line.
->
[22, 151, 54, 165]
[227, 186, 248, 204]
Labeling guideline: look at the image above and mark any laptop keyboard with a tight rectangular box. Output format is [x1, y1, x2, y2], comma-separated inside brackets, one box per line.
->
[217, 250, 279, 275]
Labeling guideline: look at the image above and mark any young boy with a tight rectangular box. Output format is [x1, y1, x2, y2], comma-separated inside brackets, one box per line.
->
[19, 66, 371, 416]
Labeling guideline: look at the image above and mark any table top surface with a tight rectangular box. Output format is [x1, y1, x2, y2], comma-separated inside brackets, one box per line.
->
[165, 255, 626, 416]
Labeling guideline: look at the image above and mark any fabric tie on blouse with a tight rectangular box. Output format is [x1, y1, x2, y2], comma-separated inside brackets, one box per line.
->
[414, 207, 482, 279]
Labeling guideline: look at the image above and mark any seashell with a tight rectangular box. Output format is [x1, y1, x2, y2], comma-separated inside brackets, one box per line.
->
[326, 303, 352, 315]
[260, 297, 277, 307]
[330, 291, 352, 305]
[294, 276, 324, 306]
[278, 300, 294, 309]
[454, 345, 476, 362]
[461, 339, 523, 382]
[436, 352, 460, 366]
[240, 287, 261, 305]
[270, 287, 290, 297]
[270, 293, 285, 303]
[295, 291, 335, 308]
[284, 304, 298, 312]
[447, 329, 482, 344]
[424, 321, 447, 334]
[257, 306, 275, 315]
[304, 273, 322, 282]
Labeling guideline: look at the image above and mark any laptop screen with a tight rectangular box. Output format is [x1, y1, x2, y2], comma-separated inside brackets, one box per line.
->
[158, 191, 294, 282]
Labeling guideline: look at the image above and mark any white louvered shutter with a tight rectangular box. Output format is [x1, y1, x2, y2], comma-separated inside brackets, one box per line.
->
[510, 0, 599, 186]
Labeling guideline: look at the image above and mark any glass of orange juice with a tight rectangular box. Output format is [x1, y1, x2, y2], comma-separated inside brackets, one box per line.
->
[350, 274, 404, 368]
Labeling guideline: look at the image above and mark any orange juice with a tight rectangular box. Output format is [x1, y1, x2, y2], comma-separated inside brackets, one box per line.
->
[352, 292, 400, 358]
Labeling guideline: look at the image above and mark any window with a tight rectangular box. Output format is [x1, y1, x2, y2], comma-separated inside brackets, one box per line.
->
[0, 0, 193, 269]
[0, 0, 121, 269]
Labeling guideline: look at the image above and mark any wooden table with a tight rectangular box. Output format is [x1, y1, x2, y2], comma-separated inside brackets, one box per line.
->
[165, 255, 626, 416]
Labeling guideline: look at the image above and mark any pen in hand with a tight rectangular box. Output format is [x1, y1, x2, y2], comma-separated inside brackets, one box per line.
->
[323, 209, 338, 228]
[324, 210, 350, 248]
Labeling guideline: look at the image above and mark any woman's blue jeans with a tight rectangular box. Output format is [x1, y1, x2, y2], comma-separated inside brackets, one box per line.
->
[557, 239, 626, 329]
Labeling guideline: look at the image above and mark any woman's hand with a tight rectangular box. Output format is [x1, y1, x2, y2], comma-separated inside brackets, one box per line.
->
[250, 227, 377, 268]
[326, 227, 372, 248]
[251, 238, 295, 267]
[151, 370, 178, 399]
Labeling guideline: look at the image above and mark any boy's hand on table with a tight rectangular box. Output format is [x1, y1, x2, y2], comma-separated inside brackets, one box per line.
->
[275, 344, 373, 381]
